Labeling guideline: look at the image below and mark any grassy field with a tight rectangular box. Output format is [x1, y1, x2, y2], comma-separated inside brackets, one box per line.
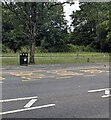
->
[1, 52, 109, 66]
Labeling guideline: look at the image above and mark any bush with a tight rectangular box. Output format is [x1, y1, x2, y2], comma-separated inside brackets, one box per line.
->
[2, 44, 12, 53]
[20, 46, 30, 53]
[35, 47, 48, 53]
[84, 45, 97, 52]
[68, 44, 79, 52]
[64, 44, 82, 52]
[64, 44, 97, 52]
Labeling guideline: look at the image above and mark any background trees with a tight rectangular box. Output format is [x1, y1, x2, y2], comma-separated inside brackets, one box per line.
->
[40, 4, 68, 52]
[2, 2, 111, 62]
[2, 2, 69, 64]
[70, 2, 111, 52]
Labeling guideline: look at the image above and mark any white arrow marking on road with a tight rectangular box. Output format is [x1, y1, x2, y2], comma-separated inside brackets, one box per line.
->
[0, 104, 55, 115]
[88, 88, 111, 93]
[104, 89, 110, 95]
[101, 94, 111, 98]
[24, 99, 37, 108]
[0, 96, 38, 103]
[88, 88, 111, 98]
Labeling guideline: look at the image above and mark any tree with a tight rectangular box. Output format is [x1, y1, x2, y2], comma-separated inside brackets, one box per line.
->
[2, 5, 27, 53]
[70, 2, 111, 52]
[2, 1, 72, 64]
[40, 4, 68, 52]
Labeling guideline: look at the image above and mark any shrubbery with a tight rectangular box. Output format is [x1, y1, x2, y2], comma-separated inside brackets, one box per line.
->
[2, 44, 97, 53]
[64, 44, 97, 52]
[2, 44, 12, 53]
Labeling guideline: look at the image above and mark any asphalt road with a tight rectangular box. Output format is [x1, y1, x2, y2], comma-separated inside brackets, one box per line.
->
[1, 63, 110, 118]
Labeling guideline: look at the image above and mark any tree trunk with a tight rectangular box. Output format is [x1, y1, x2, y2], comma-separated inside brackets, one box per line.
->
[29, 2, 36, 64]
[29, 41, 35, 64]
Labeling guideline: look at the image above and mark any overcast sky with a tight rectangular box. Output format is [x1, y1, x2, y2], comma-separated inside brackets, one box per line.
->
[63, 0, 80, 29]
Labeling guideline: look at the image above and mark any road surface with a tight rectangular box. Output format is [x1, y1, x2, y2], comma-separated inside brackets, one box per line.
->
[1, 63, 110, 119]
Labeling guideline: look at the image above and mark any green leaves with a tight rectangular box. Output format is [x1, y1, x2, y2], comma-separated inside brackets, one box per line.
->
[2, 2, 68, 53]
[70, 2, 111, 52]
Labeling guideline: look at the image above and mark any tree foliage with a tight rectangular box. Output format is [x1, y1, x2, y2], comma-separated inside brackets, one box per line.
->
[2, 2, 111, 60]
[70, 2, 111, 52]
[2, 2, 68, 63]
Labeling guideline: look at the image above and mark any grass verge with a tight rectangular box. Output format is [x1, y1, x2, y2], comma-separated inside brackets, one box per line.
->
[1, 52, 109, 66]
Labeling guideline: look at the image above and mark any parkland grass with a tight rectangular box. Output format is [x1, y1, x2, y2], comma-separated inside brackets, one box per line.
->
[1, 52, 109, 66]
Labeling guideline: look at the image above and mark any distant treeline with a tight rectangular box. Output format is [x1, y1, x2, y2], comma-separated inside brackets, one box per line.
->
[2, 2, 111, 53]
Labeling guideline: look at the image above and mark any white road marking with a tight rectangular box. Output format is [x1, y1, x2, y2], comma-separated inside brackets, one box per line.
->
[0, 96, 38, 103]
[24, 99, 37, 108]
[88, 88, 111, 98]
[0, 104, 55, 115]
[105, 89, 110, 95]
[88, 88, 111, 93]
[101, 94, 111, 98]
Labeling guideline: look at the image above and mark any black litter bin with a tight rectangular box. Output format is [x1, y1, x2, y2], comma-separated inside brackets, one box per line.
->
[20, 52, 28, 66]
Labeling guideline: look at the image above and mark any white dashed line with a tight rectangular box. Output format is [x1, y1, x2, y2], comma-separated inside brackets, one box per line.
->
[24, 99, 37, 108]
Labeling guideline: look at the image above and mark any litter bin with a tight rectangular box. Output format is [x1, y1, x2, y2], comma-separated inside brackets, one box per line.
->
[20, 52, 28, 66]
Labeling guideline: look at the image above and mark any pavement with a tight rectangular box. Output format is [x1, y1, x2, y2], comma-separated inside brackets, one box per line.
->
[1, 63, 110, 119]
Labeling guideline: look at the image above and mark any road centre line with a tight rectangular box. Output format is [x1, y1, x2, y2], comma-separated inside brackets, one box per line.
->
[24, 99, 37, 108]
[0, 104, 55, 115]
[0, 96, 38, 103]
[88, 88, 111, 93]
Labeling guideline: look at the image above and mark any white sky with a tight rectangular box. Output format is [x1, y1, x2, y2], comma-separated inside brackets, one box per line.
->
[64, 0, 80, 26]
[63, 0, 80, 26]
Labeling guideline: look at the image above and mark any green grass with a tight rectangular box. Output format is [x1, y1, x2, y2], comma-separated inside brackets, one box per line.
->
[1, 52, 109, 66]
